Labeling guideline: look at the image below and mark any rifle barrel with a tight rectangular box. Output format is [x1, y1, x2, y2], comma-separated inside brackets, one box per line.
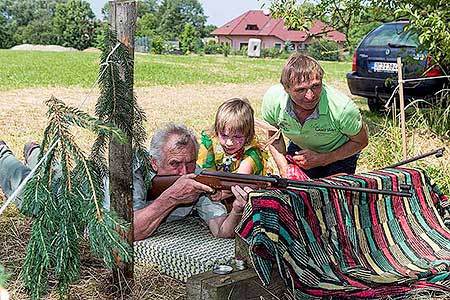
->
[200, 170, 412, 197]
[285, 179, 412, 197]
[385, 148, 445, 169]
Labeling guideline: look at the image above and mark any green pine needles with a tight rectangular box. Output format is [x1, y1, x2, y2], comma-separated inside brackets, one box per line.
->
[20, 96, 132, 299]
[0, 265, 8, 287]
[92, 29, 150, 177]
[19, 28, 150, 300]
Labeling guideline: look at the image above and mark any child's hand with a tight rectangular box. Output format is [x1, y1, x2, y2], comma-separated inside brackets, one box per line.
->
[231, 186, 253, 213]
[269, 144, 310, 180]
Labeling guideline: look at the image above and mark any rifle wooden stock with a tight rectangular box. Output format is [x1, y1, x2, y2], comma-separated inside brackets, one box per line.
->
[148, 169, 412, 201]
[148, 171, 273, 200]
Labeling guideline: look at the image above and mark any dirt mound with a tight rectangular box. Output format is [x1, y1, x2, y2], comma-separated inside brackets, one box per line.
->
[9, 44, 78, 52]
[83, 47, 101, 53]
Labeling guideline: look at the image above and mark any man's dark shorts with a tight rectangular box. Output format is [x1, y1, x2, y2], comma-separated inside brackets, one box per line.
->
[287, 141, 359, 179]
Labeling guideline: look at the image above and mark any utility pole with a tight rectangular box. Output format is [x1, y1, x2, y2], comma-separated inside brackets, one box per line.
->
[108, 0, 137, 292]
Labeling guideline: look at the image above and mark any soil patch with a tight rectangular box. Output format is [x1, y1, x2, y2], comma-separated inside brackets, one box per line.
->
[9, 44, 78, 52]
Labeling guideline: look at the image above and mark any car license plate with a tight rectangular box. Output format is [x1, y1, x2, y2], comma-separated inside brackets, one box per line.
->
[371, 61, 398, 73]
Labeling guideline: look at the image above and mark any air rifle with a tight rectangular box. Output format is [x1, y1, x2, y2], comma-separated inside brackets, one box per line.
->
[147, 169, 412, 201]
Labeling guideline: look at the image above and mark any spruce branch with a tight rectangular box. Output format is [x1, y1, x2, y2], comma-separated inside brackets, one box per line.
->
[20, 96, 132, 300]
[93, 29, 149, 167]
[0, 265, 8, 287]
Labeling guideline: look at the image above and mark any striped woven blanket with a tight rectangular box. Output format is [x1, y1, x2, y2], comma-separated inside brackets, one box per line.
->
[236, 168, 450, 299]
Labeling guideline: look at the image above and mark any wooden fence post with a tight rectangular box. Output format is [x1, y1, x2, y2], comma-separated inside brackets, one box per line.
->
[397, 57, 407, 160]
[108, 0, 137, 290]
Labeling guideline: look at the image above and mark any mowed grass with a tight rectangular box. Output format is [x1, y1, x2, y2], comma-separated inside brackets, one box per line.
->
[0, 50, 351, 91]
[0, 50, 449, 300]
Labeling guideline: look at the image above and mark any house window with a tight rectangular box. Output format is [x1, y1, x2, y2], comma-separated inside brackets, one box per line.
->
[245, 24, 258, 30]
[274, 43, 282, 49]
[239, 43, 248, 50]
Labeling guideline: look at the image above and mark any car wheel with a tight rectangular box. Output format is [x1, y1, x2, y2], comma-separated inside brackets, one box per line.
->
[367, 97, 383, 113]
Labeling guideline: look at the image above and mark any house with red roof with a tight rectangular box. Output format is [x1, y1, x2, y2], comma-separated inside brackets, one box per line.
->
[211, 10, 346, 52]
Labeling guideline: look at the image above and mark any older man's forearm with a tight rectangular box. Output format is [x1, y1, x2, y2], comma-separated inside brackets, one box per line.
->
[133, 195, 176, 241]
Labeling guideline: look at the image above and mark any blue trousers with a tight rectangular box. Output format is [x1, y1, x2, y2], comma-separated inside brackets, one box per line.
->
[0, 144, 150, 212]
[0, 144, 39, 209]
[286, 141, 359, 179]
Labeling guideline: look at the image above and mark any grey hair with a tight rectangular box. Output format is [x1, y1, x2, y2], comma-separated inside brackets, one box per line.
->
[149, 123, 199, 166]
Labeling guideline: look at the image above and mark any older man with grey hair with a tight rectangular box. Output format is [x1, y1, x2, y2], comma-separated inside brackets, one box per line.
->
[133, 123, 249, 241]
[0, 124, 248, 241]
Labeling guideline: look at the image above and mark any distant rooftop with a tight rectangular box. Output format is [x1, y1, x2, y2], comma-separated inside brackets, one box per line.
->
[211, 10, 346, 43]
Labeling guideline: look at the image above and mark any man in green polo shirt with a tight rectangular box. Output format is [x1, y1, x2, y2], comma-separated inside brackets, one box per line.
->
[262, 53, 368, 178]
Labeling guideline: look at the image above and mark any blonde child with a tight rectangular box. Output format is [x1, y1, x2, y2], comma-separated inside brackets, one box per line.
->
[197, 98, 267, 201]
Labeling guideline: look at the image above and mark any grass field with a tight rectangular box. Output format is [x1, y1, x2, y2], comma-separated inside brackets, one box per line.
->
[0, 50, 351, 90]
[0, 50, 449, 300]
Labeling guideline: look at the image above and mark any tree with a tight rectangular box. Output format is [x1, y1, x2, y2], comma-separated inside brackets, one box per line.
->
[307, 38, 339, 61]
[102, 0, 157, 20]
[180, 23, 200, 54]
[268, 0, 398, 51]
[53, 0, 98, 50]
[0, 0, 63, 47]
[136, 13, 158, 37]
[0, 14, 14, 48]
[397, 1, 450, 66]
[203, 24, 218, 37]
[156, 0, 207, 40]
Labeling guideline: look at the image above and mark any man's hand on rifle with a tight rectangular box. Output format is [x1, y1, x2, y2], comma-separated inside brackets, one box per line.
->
[293, 149, 329, 170]
[163, 173, 214, 205]
[210, 190, 233, 202]
[230, 186, 253, 214]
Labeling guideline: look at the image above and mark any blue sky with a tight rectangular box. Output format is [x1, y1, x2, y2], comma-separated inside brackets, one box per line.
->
[85, 0, 270, 26]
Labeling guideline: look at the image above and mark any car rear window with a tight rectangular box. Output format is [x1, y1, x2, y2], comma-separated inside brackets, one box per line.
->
[361, 23, 419, 48]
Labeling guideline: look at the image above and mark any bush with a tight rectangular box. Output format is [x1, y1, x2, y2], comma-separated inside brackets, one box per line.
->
[261, 47, 290, 59]
[151, 35, 165, 54]
[284, 40, 294, 52]
[307, 38, 339, 61]
[204, 40, 222, 54]
[180, 23, 199, 54]
[231, 46, 247, 56]
[222, 43, 231, 57]
[261, 47, 282, 58]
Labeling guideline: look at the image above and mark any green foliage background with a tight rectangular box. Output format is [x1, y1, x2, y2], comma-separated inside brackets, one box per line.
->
[397, 1, 450, 67]
[53, 0, 98, 50]
[307, 38, 339, 61]
[0, 0, 99, 50]
[180, 23, 200, 54]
